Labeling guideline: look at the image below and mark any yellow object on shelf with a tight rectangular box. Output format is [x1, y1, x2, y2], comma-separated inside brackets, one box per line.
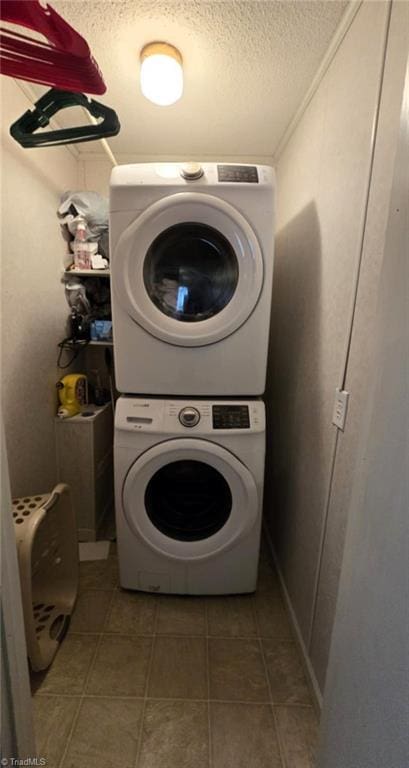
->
[56, 373, 87, 419]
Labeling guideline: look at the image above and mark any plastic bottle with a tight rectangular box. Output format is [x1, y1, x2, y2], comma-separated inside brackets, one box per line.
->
[73, 218, 91, 270]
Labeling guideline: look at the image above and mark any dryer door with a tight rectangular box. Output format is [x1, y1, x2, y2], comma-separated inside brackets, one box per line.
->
[113, 193, 263, 347]
[122, 438, 258, 561]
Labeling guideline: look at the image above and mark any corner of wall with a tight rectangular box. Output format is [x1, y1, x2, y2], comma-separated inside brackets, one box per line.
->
[264, 0, 401, 694]
[1, 78, 81, 495]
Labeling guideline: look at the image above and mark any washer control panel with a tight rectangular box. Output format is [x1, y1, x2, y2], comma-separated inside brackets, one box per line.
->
[212, 405, 250, 429]
[167, 401, 262, 432]
[179, 406, 200, 427]
[115, 398, 264, 434]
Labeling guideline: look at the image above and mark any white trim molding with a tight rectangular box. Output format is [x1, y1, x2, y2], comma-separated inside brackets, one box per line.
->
[274, 1, 363, 162]
[263, 522, 323, 714]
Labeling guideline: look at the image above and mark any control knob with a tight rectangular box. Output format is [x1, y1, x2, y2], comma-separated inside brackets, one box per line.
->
[180, 162, 204, 180]
[179, 406, 200, 427]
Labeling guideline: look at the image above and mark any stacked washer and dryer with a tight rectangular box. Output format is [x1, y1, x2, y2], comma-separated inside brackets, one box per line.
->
[110, 162, 275, 594]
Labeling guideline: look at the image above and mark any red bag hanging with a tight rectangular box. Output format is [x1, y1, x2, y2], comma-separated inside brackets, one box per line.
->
[0, 0, 106, 94]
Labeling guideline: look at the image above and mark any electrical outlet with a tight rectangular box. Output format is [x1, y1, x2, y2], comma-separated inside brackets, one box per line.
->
[332, 388, 350, 431]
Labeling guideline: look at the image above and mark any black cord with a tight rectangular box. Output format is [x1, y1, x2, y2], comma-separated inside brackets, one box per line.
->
[57, 338, 89, 369]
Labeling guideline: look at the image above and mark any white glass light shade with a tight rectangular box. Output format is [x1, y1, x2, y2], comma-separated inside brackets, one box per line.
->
[140, 42, 183, 106]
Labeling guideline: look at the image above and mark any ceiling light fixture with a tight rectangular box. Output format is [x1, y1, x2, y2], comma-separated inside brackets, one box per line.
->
[140, 42, 183, 106]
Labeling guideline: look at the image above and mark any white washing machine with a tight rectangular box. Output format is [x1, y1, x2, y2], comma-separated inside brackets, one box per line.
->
[110, 162, 275, 395]
[114, 396, 265, 594]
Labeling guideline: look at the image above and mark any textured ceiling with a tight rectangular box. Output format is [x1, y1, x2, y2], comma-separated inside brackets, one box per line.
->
[47, 0, 348, 158]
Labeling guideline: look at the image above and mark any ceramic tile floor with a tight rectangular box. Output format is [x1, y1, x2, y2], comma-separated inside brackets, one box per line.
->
[32, 542, 319, 768]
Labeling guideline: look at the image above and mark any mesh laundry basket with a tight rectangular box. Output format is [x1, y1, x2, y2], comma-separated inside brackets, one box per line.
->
[12, 483, 79, 672]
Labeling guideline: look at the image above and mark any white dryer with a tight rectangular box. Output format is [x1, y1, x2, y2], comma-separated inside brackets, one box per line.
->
[110, 163, 275, 395]
[114, 396, 265, 594]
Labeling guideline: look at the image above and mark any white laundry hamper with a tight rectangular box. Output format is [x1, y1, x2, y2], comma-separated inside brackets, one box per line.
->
[12, 483, 79, 671]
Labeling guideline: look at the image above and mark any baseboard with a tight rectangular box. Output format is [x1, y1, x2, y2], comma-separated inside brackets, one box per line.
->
[263, 522, 323, 714]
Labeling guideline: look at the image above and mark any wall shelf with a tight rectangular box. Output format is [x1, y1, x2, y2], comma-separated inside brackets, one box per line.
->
[63, 339, 113, 348]
[64, 266, 110, 277]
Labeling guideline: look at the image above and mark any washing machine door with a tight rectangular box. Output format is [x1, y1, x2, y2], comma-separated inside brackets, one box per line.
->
[122, 438, 258, 561]
[113, 192, 263, 347]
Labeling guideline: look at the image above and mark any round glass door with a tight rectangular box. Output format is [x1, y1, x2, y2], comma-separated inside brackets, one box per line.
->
[145, 459, 232, 540]
[122, 438, 259, 561]
[113, 193, 264, 347]
[144, 223, 239, 322]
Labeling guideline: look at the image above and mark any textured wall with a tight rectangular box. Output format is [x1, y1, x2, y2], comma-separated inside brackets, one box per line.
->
[1, 79, 78, 496]
[264, 0, 395, 693]
[317, 56, 409, 766]
[309, 0, 409, 691]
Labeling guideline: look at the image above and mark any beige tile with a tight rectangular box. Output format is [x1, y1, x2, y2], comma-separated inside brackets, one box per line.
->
[255, 560, 293, 638]
[259, 535, 271, 562]
[254, 591, 293, 639]
[156, 596, 206, 636]
[257, 558, 281, 594]
[209, 639, 269, 702]
[30, 663, 51, 696]
[210, 702, 282, 768]
[148, 637, 207, 699]
[86, 635, 152, 697]
[139, 700, 208, 768]
[69, 590, 113, 633]
[106, 590, 156, 634]
[275, 706, 319, 768]
[62, 697, 143, 768]
[33, 695, 80, 765]
[38, 634, 98, 695]
[98, 511, 116, 543]
[263, 640, 312, 705]
[79, 559, 119, 591]
[108, 541, 118, 559]
[207, 596, 257, 637]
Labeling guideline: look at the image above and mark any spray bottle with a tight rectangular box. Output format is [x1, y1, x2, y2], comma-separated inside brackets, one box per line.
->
[73, 218, 91, 270]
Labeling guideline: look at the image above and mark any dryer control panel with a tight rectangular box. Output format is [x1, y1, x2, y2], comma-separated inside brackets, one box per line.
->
[217, 165, 259, 183]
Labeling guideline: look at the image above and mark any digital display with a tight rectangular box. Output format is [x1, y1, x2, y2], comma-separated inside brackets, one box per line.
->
[213, 405, 250, 429]
[217, 165, 259, 183]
